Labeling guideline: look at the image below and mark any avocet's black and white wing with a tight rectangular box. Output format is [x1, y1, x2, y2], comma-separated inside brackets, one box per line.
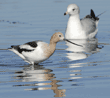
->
[8, 40, 39, 64]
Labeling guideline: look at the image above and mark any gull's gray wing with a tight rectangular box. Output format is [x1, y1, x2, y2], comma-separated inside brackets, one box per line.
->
[81, 18, 96, 35]
[81, 9, 99, 35]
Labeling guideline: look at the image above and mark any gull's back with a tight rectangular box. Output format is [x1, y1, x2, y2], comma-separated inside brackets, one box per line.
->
[81, 9, 99, 37]
[81, 18, 96, 35]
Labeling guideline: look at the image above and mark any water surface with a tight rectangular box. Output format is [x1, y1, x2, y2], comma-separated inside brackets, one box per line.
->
[0, 0, 110, 98]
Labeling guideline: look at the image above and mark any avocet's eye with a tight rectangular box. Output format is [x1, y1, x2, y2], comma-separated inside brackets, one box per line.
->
[73, 9, 75, 11]
[59, 35, 61, 37]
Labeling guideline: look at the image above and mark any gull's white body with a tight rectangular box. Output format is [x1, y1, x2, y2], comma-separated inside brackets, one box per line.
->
[65, 4, 99, 39]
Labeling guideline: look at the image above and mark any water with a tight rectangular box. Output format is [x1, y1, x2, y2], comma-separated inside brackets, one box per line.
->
[0, 0, 110, 98]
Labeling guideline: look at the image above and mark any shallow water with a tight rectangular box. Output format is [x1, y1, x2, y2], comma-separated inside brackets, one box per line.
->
[0, 0, 110, 98]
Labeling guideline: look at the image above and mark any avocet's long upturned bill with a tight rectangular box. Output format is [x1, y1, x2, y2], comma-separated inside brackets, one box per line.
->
[8, 32, 81, 65]
[64, 4, 100, 39]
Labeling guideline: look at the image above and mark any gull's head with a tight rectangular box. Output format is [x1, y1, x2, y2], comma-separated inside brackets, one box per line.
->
[50, 32, 64, 43]
[64, 4, 80, 16]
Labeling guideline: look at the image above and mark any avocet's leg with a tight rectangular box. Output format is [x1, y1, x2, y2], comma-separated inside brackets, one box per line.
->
[30, 62, 35, 70]
[34, 62, 38, 65]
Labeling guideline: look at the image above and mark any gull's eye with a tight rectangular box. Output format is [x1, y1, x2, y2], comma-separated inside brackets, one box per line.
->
[73, 9, 75, 11]
[59, 35, 61, 37]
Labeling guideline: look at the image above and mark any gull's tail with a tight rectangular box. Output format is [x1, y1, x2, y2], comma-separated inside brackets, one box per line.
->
[90, 9, 106, 21]
[90, 9, 99, 21]
[85, 9, 106, 22]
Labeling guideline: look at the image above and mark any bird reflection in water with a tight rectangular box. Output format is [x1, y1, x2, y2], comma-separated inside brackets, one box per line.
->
[14, 64, 66, 97]
[65, 38, 100, 61]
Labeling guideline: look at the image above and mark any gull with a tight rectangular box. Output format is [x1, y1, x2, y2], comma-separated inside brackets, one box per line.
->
[64, 4, 101, 39]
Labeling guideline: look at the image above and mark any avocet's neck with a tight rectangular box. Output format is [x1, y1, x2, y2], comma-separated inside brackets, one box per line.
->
[45, 41, 56, 57]
[49, 41, 56, 48]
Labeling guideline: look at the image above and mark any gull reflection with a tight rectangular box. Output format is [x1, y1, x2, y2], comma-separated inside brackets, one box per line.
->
[14, 64, 66, 97]
[65, 38, 99, 61]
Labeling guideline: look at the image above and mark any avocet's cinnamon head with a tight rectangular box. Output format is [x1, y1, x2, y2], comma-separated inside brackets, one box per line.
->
[50, 32, 64, 43]
[64, 4, 80, 16]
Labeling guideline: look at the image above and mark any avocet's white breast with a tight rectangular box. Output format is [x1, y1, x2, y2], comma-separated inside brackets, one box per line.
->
[22, 41, 49, 64]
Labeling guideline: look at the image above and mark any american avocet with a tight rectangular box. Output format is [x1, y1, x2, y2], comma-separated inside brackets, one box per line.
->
[64, 4, 100, 39]
[8, 32, 82, 65]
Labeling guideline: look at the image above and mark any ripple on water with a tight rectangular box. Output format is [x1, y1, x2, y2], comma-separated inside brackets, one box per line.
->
[0, 0, 110, 97]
